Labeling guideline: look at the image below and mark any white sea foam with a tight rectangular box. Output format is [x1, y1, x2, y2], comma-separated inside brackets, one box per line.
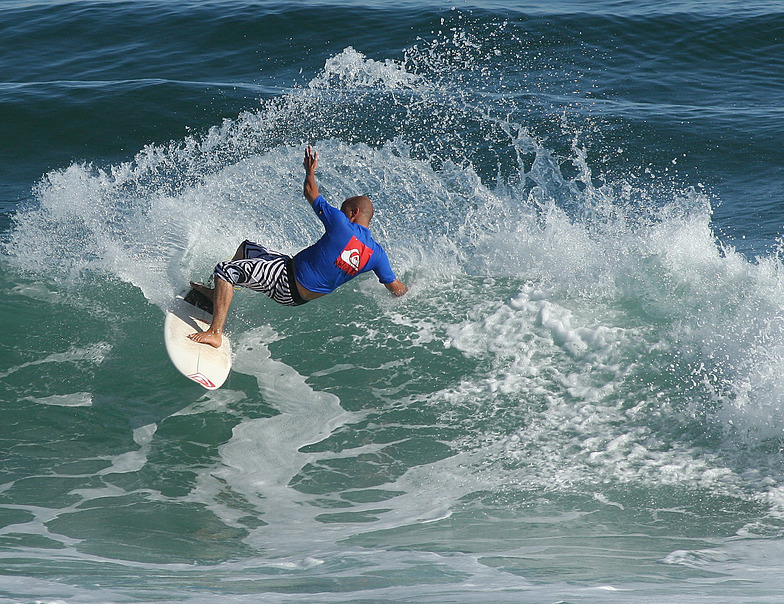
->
[171, 388, 247, 417]
[7, 48, 783, 501]
[0, 343, 111, 380]
[6, 44, 784, 600]
[98, 423, 157, 475]
[27, 392, 93, 407]
[310, 46, 422, 91]
[188, 326, 358, 552]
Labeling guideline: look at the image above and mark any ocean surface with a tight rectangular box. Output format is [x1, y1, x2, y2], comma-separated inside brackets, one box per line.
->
[2, 0, 784, 601]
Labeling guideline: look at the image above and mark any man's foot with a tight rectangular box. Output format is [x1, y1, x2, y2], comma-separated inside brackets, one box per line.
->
[188, 329, 222, 348]
[189, 281, 214, 301]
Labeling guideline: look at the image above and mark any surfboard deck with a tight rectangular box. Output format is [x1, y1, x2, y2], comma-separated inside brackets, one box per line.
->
[164, 288, 231, 390]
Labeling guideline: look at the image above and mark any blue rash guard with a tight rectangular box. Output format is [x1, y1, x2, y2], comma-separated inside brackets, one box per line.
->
[293, 195, 397, 294]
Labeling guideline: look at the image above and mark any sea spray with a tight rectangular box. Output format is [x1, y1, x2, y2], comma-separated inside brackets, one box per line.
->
[4, 13, 784, 599]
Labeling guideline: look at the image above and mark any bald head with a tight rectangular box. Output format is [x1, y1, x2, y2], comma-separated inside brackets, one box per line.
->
[340, 195, 375, 226]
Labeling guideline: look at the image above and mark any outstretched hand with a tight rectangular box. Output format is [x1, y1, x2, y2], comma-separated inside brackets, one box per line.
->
[303, 145, 320, 203]
[304, 145, 318, 173]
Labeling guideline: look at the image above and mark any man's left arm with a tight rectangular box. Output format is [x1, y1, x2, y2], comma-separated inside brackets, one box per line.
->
[374, 248, 407, 296]
[384, 279, 407, 296]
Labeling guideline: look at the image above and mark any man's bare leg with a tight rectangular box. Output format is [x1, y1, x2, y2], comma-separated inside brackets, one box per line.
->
[187, 277, 233, 348]
[189, 242, 244, 300]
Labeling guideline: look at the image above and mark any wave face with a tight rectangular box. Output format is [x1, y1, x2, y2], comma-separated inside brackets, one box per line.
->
[3, 1, 784, 601]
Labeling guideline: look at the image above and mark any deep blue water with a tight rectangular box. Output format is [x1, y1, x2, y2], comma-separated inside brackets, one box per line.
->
[2, 1, 784, 601]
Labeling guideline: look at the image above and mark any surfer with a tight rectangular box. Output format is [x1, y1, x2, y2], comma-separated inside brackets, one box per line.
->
[188, 145, 408, 347]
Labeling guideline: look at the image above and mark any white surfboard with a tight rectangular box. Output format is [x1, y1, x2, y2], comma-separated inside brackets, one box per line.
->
[164, 288, 232, 390]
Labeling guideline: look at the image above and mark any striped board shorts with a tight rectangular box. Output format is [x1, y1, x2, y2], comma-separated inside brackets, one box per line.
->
[213, 240, 308, 307]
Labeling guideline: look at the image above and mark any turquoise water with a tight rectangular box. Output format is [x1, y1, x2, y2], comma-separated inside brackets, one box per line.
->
[3, 1, 784, 601]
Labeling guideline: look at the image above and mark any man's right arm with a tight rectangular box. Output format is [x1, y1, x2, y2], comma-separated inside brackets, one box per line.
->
[303, 145, 320, 205]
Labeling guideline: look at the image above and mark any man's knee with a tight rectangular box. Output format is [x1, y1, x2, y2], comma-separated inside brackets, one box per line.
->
[214, 261, 242, 286]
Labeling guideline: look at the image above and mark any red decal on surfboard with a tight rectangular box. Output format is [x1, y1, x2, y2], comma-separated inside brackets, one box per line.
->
[335, 236, 373, 276]
[188, 372, 216, 389]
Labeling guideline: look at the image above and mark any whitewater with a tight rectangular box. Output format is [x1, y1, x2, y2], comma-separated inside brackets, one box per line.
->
[3, 2, 784, 601]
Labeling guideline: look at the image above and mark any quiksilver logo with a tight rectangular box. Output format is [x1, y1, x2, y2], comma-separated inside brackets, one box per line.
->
[335, 236, 373, 276]
[341, 248, 361, 270]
